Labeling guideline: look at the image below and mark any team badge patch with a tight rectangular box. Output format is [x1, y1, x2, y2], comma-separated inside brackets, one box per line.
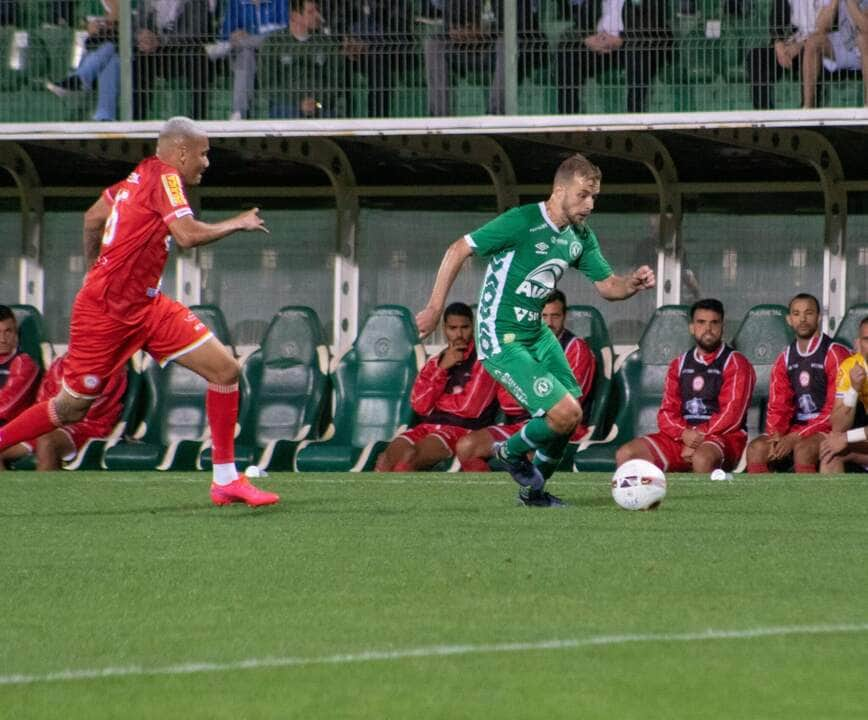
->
[533, 377, 553, 397]
[692, 376, 705, 392]
[799, 370, 810, 387]
[83, 374, 100, 390]
[161, 173, 187, 207]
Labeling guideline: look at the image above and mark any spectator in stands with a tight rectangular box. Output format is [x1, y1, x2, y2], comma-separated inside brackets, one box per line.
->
[216, 0, 288, 120]
[423, 0, 545, 116]
[615, 299, 756, 473]
[0, 0, 19, 26]
[134, 0, 213, 120]
[335, 0, 416, 117]
[45, 0, 120, 121]
[0, 354, 126, 471]
[745, 294, 850, 473]
[260, 0, 346, 117]
[0, 305, 40, 429]
[556, 0, 673, 114]
[818, 316, 868, 470]
[456, 291, 596, 472]
[375, 302, 498, 472]
[746, 0, 824, 109]
[802, 0, 868, 108]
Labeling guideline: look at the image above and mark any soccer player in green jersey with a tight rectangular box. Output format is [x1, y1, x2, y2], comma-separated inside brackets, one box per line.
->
[416, 153, 656, 506]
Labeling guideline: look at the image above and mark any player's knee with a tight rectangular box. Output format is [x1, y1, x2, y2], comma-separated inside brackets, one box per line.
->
[746, 437, 768, 463]
[615, 444, 636, 467]
[548, 399, 581, 436]
[455, 435, 475, 462]
[691, 452, 717, 474]
[793, 441, 818, 466]
[51, 395, 90, 425]
[213, 358, 240, 386]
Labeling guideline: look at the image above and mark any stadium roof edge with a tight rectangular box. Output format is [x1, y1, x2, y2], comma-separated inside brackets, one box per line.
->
[0, 109, 867, 140]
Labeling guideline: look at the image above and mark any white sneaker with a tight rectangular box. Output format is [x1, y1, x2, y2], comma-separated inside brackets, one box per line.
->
[229, 111, 242, 121]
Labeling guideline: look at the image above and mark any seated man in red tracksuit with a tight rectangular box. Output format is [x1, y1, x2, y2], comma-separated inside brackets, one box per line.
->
[455, 290, 596, 471]
[375, 302, 498, 471]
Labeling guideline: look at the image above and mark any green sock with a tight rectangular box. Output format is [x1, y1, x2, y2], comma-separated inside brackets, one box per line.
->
[505, 417, 559, 458]
[533, 433, 571, 481]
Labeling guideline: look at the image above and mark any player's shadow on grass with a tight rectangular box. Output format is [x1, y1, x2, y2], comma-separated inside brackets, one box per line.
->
[0, 502, 287, 519]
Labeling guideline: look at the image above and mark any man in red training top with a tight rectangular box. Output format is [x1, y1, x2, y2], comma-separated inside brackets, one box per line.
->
[456, 290, 596, 474]
[0, 305, 40, 429]
[375, 302, 498, 471]
[0, 116, 278, 506]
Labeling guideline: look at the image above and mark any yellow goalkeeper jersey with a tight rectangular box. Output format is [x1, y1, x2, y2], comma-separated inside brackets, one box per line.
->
[835, 353, 868, 411]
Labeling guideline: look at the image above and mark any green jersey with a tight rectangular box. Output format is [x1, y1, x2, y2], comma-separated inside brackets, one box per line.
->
[466, 202, 613, 359]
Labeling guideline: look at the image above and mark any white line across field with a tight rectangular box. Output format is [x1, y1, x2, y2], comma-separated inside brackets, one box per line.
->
[2, 622, 866, 686]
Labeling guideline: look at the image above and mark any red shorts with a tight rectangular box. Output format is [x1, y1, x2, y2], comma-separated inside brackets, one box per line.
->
[399, 424, 473, 454]
[641, 430, 747, 472]
[64, 292, 212, 398]
[486, 422, 591, 443]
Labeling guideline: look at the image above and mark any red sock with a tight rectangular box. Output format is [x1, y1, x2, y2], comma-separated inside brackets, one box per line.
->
[794, 463, 817, 474]
[206, 383, 238, 465]
[747, 462, 769, 474]
[392, 461, 414, 472]
[0, 400, 60, 451]
[460, 458, 490, 472]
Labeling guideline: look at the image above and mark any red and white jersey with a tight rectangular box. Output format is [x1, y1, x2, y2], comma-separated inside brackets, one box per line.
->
[765, 334, 850, 437]
[0, 349, 40, 423]
[658, 344, 756, 439]
[411, 340, 498, 430]
[38, 355, 127, 438]
[81, 156, 193, 320]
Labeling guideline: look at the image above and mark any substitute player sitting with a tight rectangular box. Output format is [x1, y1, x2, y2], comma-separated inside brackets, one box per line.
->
[0, 116, 278, 506]
[375, 302, 498, 472]
[0, 305, 40, 428]
[616, 299, 756, 474]
[819, 315, 868, 471]
[746, 294, 849, 474]
[0, 354, 126, 471]
[455, 290, 596, 472]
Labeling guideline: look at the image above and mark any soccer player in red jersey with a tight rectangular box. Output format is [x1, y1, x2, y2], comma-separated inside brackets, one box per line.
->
[615, 299, 756, 474]
[0, 305, 40, 427]
[0, 116, 278, 506]
[0, 354, 126, 470]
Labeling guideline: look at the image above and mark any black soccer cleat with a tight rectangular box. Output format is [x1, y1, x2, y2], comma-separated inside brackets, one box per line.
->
[517, 487, 567, 508]
[493, 441, 545, 491]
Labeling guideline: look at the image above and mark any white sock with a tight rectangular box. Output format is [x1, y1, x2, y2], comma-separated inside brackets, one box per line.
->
[212, 463, 238, 486]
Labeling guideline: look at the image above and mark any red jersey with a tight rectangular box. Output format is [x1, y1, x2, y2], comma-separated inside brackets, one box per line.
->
[81, 156, 193, 320]
[0, 349, 40, 423]
[411, 340, 498, 429]
[497, 331, 596, 427]
[39, 355, 127, 439]
[764, 334, 850, 437]
[658, 344, 756, 440]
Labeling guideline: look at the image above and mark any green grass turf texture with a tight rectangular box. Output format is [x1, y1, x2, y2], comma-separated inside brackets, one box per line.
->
[1, 471, 867, 719]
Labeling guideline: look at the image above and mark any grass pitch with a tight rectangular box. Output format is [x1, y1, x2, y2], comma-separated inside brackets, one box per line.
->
[1, 471, 867, 719]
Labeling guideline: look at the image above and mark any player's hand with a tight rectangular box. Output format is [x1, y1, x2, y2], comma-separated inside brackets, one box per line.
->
[137, 28, 159, 53]
[238, 207, 269, 233]
[681, 428, 704, 448]
[768, 432, 798, 461]
[630, 265, 656, 292]
[849, 363, 866, 392]
[416, 306, 441, 340]
[680, 445, 694, 461]
[819, 431, 848, 463]
[439, 341, 467, 369]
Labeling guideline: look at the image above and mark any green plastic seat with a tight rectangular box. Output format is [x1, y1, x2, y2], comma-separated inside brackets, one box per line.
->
[9, 304, 51, 370]
[294, 305, 425, 472]
[574, 305, 693, 472]
[832, 303, 868, 349]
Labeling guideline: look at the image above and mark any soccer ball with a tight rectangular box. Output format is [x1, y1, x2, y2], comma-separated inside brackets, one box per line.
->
[611, 459, 667, 511]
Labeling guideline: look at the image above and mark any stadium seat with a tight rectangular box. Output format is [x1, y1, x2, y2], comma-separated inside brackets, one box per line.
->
[832, 303, 868, 348]
[103, 306, 238, 471]
[294, 305, 425, 472]
[10, 304, 51, 370]
[573, 305, 693, 472]
[201, 306, 331, 471]
[730, 304, 793, 437]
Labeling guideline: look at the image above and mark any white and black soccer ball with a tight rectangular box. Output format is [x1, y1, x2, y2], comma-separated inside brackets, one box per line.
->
[611, 459, 667, 511]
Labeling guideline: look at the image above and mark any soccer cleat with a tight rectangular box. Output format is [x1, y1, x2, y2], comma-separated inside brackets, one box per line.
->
[517, 487, 567, 508]
[210, 475, 279, 507]
[493, 441, 545, 491]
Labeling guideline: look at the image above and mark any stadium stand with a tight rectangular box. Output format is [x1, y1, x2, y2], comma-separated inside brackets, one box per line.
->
[10, 304, 51, 370]
[294, 304, 425, 472]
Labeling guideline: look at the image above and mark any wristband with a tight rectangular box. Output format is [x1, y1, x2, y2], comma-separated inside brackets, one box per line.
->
[846, 428, 865, 443]
[842, 388, 859, 408]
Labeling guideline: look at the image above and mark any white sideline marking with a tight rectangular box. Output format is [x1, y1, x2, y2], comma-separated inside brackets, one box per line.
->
[2, 622, 866, 686]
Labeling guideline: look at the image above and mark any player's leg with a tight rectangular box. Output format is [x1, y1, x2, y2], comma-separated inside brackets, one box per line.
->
[0, 443, 31, 470]
[375, 436, 417, 472]
[792, 433, 821, 473]
[0, 387, 92, 453]
[615, 437, 660, 467]
[147, 296, 276, 506]
[691, 442, 723, 473]
[456, 426, 510, 472]
[746, 434, 772, 473]
[411, 432, 455, 471]
[34, 429, 77, 471]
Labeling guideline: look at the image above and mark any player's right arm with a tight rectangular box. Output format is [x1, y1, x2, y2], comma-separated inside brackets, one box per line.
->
[416, 238, 473, 339]
[830, 355, 862, 432]
[168, 208, 268, 249]
[83, 196, 112, 269]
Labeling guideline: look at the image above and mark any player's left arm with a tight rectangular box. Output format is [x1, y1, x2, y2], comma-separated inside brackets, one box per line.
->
[0, 355, 40, 421]
[703, 353, 756, 436]
[168, 208, 268, 249]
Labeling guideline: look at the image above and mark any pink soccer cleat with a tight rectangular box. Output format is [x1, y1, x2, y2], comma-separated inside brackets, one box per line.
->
[210, 475, 280, 507]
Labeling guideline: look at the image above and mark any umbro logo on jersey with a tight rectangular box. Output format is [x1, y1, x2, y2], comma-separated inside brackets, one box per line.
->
[535, 242, 549, 254]
[127, 172, 140, 184]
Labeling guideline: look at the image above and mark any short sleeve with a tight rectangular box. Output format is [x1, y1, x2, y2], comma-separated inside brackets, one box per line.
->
[103, 180, 124, 205]
[155, 171, 193, 224]
[836, 356, 855, 395]
[465, 208, 522, 258]
[575, 227, 613, 282]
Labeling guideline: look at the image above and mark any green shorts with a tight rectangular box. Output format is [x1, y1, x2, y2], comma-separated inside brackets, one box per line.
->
[481, 328, 581, 418]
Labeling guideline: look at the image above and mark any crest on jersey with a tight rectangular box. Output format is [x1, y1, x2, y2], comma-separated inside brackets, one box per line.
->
[692, 376, 705, 392]
[161, 173, 187, 207]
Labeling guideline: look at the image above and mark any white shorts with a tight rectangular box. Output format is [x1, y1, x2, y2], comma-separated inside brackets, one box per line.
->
[823, 31, 862, 72]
